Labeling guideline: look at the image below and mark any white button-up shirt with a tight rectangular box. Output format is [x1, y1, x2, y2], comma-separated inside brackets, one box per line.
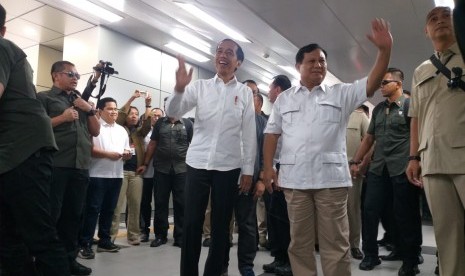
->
[265, 78, 367, 189]
[89, 118, 130, 178]
[166, 75, 257, 175]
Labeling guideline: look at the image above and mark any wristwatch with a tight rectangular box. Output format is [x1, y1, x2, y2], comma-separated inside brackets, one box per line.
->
[87, 109, 97, 116]
[408, 156, 421, 161]
[349, 160, 362, 166]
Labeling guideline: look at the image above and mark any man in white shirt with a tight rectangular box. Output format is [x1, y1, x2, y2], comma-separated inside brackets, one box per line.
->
[263, 19, 392, 276]
[78, 97, 131, 260]
[166, 38, 257, 276]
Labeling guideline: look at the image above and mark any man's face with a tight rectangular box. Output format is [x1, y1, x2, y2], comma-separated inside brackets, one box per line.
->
[268, 82, 280, 104]
[53, 64, 79, 91]
[215, 40, 241, 78]
[151, 109, 163, 126]
[380, 73, 401, 98]
[126, 107, 139, 127]
[296, 49, 327, 87]
[425, 7, 453, 42]
[246, 82, 259, 94]
[100, 101, 118, 124]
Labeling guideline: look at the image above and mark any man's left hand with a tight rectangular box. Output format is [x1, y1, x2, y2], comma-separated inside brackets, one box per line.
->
[239, 174, 253, 194]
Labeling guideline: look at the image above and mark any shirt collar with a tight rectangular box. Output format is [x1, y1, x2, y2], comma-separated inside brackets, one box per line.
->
[294, 82, 326, 94]
[384, 94, 406, 107]
[213, 74, 238, 85]
[100, 117, 115, 127]
[51, 85, 80, 96]
[435, 42, 459, 58]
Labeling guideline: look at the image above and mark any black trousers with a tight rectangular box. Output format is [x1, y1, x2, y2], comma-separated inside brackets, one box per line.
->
[154, 169, 186, 242]
[181, 166, 240, 276]
[49, 167, 89, 262]
[140, 177, 155, 235]
[0, 149, 70, 275]
[362, 167, 422, 265]
[224, 192, 258, 272]
[268, 190, 291, 262]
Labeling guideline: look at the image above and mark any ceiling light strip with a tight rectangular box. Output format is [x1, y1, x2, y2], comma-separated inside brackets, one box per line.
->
[176, 3, 251, 43]
[165, 42, 210, 62]
[62, 0, 123, 23]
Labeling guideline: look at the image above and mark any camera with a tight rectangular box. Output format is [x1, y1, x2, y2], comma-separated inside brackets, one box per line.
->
[93, 60, 118, 75]
[447, 67, 463, 89]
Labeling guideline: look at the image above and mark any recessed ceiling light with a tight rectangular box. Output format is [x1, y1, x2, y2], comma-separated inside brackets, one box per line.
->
[175, 3, 251, 43]
[172, 29, 212, 55]
[434, 0, 454, 8]
[62, 0, 123, 23]
[165, 42, 210, 62]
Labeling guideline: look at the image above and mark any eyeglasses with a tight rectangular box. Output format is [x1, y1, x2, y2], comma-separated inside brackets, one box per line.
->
[58, 71, 81, 80]
[380, 79, 398, 86]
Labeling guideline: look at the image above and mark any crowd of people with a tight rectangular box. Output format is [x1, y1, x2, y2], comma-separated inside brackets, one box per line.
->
[1, 2, 465, 276]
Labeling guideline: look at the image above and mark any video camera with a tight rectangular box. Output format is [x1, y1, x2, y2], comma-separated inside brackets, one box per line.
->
[93, 60, 118, 76]
[82, 60, 118, 102]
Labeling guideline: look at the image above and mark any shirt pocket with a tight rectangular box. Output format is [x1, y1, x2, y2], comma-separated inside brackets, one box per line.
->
[390, 112, 408, 131]
[415, 69, 436, 102]
[449, 134, 465, 148]
[321, 152, 346, 182]
[280, 104, 300, 125]
[318, 100, 342, 124]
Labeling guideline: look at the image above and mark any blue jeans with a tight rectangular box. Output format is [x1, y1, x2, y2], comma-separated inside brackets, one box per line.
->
[80, 178, 122, 246]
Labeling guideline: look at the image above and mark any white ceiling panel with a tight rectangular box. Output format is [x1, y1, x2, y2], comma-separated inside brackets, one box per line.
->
[21, 5, 95, 35]
[4, 31, 38, 49]
[6, 17, 63, 44]
[2, 0, 43, 20]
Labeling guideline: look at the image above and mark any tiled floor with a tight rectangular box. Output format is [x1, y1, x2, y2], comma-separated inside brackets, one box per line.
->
[79, 223, 439, 276]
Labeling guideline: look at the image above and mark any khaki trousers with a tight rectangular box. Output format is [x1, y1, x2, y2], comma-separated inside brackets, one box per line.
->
[424, 174, 465, 276]
[347, 177, 363, 249]
[284, 188, 351, 276]
[110, 171, 143, 242]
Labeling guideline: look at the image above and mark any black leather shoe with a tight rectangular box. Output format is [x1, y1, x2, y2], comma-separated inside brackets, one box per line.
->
[173, 240, 182, 247]
[417, 254, 424, 264]
[275, 263, 293, 276]
[359, 256, 381, 271]
[351, 248, 364, 260]
[377, 237, 390, 246]
[70, 260, 92, 275]
[381, 251, 401, 261]
[140, 233, 149, 242]
[434, 265, 439, 275]
[150, 237, 167, 247]
[398, 263, 420, 276]
[202, 238, 211, 247]
[263, 259, 286, 273]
